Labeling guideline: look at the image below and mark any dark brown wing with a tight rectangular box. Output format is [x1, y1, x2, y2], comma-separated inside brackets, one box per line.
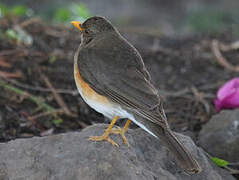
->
[77, 33, 167, 127]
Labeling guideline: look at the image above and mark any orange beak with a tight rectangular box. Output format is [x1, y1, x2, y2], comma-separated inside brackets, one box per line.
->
[71, 21, 83, 31]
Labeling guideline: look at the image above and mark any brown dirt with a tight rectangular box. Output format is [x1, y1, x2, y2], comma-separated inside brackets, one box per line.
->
[0, 16, 238, 143]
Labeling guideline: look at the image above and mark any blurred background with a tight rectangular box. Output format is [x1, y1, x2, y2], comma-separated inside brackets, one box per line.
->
[1, 0, 239, 36]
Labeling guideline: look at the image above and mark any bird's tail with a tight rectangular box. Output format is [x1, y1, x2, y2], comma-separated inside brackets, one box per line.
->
[131, 113, 201, 174]
[160, 129, 202, 174]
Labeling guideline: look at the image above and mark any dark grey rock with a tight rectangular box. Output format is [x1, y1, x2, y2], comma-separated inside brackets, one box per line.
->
[0, 124, 235, 180]
[198, 109, 239, 162]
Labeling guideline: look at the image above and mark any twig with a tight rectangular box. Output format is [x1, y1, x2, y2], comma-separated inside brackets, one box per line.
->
[202, 148, 239, 174]
[0, 79, 66, 128]
[40, 128, 54, 136]
[20, 17, 42, 28]
[20, 17, 69, 37]
[220, 40, 239, 52]
[0, 49, 22, 56]
[158, 88, 190, 97]
[41, 73, 75, 117]
[45, 28, 69, 37]
[0, 57, 11, 67]
[0, 79, 54, 112]
[228, 162, 239, 172]
[0, 74, 78, 95]
[191, 86, 210, 114]
[77, 121, 88, 128]
[158, 82, 219, 98]
[224, 166, 239, 174]
[0, 70, 23, 79]
[211, 39, 239, 72]
[199, 82, 223, 90]
[30, 109, 64, 120]
[21, 111, 45, 130]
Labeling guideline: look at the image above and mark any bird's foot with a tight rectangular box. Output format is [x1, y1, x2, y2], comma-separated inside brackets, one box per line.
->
[89, 134, 119, 147]
[89, 116, 120, 147]
[89, 117, 130, 147]
[111, 127, 129, 146]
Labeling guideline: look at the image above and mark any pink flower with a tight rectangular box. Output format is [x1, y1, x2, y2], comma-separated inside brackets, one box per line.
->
[214, 78, 239, 111]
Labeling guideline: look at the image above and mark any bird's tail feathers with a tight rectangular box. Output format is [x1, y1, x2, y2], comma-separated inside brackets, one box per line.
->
[160, 129, 201, 174]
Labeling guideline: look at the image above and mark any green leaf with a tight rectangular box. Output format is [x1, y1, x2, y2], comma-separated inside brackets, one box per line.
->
[5, 27, 33, 46]
[10, 5, 28, 16]
[6, 29, 17, 39]
[49, 55, 57, 64]
[0, 3, 8, 17]
[187, 9, 230, 33]
[54, 8, 72, 23]
[75, 3, 90, 19]
[53, 119, 63, 125]
[211, 157, 229, 167]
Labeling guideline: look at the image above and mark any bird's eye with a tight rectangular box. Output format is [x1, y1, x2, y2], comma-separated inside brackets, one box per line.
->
[85, 30, 89, 34]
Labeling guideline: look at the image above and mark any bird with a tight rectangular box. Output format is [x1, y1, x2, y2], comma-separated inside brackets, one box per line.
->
[71, 16, 201, 174]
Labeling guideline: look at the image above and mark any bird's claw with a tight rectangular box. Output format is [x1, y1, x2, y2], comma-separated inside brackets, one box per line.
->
[89, 135, 119, 147]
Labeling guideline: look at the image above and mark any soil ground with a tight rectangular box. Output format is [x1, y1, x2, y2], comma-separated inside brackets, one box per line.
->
[0, 17, 238, 144]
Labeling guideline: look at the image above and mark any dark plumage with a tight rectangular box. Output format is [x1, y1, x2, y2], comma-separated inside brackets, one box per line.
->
[73, 16, 201, 174]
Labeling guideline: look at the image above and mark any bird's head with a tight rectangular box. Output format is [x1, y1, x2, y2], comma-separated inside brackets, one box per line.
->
[71, 16, 115, 44]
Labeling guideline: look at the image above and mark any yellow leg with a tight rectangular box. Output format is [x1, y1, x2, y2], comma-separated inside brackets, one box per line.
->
[111, 119, 131, 146]
[89, 116, 119, 147]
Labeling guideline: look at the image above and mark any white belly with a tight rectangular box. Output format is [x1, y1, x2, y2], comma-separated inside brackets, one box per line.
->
[74, 75, 128, 119]
[75, 80, 156, 137]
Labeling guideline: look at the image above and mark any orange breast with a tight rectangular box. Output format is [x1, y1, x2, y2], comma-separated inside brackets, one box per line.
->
[74, 63, 110, 104]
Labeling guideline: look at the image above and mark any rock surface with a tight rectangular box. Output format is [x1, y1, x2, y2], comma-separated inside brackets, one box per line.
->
[0, 124, 235, 180]
[199, 109, 239, 162]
